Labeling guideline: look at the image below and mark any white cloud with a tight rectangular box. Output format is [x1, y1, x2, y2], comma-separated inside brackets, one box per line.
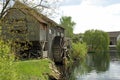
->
[58, 0, 120, 33]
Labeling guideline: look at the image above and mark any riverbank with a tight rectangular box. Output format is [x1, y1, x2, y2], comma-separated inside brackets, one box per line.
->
[15, 58, 60, 80]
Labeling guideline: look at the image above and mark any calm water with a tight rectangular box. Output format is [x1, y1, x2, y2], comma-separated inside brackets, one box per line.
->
[73, 53, 120, 80]
[59, 52, 120, 80]
[76, 61, 120, 80]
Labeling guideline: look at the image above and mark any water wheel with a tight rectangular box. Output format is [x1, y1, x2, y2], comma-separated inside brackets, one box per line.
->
[52, 36, 64, 63]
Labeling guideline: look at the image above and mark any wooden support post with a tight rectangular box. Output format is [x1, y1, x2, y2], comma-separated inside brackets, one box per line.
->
[40, 41, 48, 58]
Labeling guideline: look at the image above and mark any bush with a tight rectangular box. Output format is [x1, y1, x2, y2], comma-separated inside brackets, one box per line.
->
[0, 40, 17, 80]
[71, 42, 87, 60]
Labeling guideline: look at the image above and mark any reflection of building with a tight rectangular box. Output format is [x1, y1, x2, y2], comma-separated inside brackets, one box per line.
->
[108, 31, 120, 52]
[108, 31, 120, 45]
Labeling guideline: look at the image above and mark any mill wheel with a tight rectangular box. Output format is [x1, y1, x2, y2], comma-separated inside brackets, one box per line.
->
[52, 36, 64, 63]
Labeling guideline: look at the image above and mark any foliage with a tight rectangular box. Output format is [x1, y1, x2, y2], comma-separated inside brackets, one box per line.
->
[60, 16, 76, 38]
[72, 34, 83, 43]
[71, 42, 87, 60]
[117, 40, 120, 52]
[0, 38, 57, 80]
[83, 29, 109, 52]
[1, 17, 31, 59]
[0, 40, 57, 80]
[16, 59, 54, 80]
[0, 39, 18, 80]
[72, 34, 80, 43]
[0, 19, 18, 80]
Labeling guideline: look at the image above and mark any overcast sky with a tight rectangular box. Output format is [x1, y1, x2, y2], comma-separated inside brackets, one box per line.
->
[1, 0, 120, 33]
[57, 0, 120, 33]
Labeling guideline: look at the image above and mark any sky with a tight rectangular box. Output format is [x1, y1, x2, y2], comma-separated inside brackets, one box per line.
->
[0, 0, 120, 34]
[57, 0, 120, 33]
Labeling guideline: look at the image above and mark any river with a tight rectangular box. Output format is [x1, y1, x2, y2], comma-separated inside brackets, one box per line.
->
[59, 52, 120, 80]
[76, 61, 120, 80]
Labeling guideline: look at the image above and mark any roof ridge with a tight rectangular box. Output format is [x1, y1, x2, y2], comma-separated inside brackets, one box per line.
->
[12, 1, 59, 26]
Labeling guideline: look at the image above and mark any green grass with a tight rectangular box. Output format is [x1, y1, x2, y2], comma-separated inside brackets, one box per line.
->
[0, 38, 55, 80]
[0, 39, 58, 80]
[16, 59, 53, 80]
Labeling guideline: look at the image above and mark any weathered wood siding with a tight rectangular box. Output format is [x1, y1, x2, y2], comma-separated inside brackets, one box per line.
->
[3, 9, 48, 42]
[26, 14, 40, 41]
[2, 9, 26, 40]
[39, 24, 47, 41]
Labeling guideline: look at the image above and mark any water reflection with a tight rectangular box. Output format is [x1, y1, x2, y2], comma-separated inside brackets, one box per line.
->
[57, 61, 80, 80]
[89, 52, 110, 72]
[76, 60, 120, 80]
[74, 52, 120, 80]
[57, 52, 120, 80]
[73, 52, 110, 80]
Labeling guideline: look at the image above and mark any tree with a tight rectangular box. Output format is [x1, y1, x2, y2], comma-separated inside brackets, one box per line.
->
[83, 29, 109, 52]
[72, 33, 83, 43]
[60, 16, 76, 38]
[0, 0, 62, 19]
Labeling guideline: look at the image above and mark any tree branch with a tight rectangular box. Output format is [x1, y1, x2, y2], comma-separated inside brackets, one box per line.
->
[32, 0, 49, 9]
[0, 0, 11, 19]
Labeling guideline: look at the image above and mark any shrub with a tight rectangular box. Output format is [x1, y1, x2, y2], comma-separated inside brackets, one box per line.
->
[0, 40, 17, 80]
[71, 42, 87, 60]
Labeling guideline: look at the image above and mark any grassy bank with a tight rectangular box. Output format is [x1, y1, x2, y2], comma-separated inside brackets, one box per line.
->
[16, 59, 60, 80]
[0, 39, 59, 80]
[16, 59, 52, 80]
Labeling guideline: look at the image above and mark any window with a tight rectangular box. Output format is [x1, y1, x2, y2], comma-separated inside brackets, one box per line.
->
[49, 29, 52, 34]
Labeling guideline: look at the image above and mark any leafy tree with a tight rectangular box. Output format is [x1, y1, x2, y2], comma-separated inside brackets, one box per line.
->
[72, 33, 83, 43]
[83, 29, 109, 52]
[60, 16, 76, 38]
[72, 34, 80, 43]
